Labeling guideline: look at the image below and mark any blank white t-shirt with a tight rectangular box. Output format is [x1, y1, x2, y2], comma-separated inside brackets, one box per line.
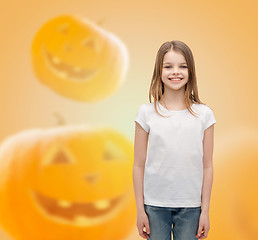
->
[134, 101, 216, 208]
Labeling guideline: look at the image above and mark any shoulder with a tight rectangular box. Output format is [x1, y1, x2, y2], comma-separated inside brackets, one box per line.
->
[135, 102, 157, 121]
[195, 103, 216, 130]
[136, 103, 148, 113]
[194, 103, 215, 113]
[137, 102, 154, 112]
[135, 103, 150, 118]
[143, 102, 154, 109]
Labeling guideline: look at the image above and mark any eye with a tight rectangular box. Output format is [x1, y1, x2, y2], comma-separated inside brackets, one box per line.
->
[164, 66, 187, 69]
[51, 150, 72, 165]
[103, 139, 127, 162]
[43, 145, 76, 166]
[82, 38, 94, 47]
[56, 23, 69, 35]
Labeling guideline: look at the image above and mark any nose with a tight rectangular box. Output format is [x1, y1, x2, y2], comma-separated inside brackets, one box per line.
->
[171, 67, 180, 74]
[84, 172, 99, 184]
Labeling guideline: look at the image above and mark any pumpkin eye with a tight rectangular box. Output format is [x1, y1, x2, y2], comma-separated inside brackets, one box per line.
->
[82, 37, 94, 47]
[64, 43, 72, 51]
[51, 150, 73, 165]
[43, 145, 75, 166]
[103, 140, 127, 161]
[82, 38, 100, 52]
[57, 23, 69, 35]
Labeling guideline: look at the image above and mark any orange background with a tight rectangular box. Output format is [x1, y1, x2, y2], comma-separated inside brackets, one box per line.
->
[0, 0, 258, 239]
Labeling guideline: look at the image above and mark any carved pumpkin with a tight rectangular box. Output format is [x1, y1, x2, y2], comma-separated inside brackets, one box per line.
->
[31, 15, 128, 102]
[0, 125, 136, 240]
[209, 129, 258, 240]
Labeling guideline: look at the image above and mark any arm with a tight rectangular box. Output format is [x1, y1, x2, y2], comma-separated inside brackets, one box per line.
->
[133, 122, 149, 213]
[196, 124, 215, 239]
[133, 122, 151, 239]
[201, 124, 215, 213]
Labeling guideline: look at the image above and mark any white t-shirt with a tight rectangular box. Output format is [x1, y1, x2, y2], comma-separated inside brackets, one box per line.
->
[134, 101, 216, 208]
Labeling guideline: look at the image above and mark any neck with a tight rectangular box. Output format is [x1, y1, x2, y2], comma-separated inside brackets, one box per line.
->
[160, 90, 186, 109]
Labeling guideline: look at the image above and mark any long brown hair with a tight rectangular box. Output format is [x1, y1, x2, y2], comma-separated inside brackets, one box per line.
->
[148, 40, 206, 118]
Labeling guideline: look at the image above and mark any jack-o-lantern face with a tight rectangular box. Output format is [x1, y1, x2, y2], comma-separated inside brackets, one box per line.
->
[0, 125, 136, 240]
[31, 15, 128, 102]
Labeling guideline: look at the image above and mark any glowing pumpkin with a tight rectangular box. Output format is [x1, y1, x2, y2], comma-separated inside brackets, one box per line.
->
[209, 129, 258, 240]
[0, 125, 136, 240]
[31, 15, 129, 102]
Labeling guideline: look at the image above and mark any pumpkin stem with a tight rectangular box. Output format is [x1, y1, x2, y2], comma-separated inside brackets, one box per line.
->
[53, 112, 66, 125]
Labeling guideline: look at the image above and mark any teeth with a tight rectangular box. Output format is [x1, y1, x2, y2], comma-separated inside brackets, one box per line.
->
[94, 200, 110, 209]
[169, 78, 181, 81]
[74, 67, 81, 72]
[58, 199, 110, 209]
[74, 215, 91, 225]
[59, 71, 68, 79]
[52, 56, 61, 64]
[58, 200, 72, 208]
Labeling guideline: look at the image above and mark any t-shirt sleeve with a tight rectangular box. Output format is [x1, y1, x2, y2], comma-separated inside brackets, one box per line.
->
[134, 104, 150, 133]
[204, 106, 216, 131]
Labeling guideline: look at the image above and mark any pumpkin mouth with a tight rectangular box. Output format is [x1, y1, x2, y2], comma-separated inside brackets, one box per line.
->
[30, 189, 129, 226]
[41, 44, 100, 81]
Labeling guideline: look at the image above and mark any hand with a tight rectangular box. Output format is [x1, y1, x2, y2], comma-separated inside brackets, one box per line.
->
[196, 211, 210, 239]
[137, 210, 150, 239]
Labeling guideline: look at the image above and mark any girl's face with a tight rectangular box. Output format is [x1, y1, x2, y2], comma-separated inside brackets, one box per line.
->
[161, 50, 189, 91]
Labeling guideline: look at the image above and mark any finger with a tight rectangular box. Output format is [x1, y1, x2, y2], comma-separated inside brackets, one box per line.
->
[201, 227, 209, 238]
[140, 229, 149, 239]
[139, 230, 145, 239]
[198, 232, 206, 239]
[196, 229, 204, 239]
[196, 228, 203, 238]
[143, 226, 150, 238]
[145, 224, 150, 234]
[142, 232, 150, 239]
[138, 226, 144, 237]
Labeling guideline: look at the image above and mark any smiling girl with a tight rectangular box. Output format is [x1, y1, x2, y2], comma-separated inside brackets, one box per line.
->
[133, 40, 216, 240]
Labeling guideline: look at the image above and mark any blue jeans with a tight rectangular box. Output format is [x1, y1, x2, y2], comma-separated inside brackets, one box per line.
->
[144, 204, 201, 240]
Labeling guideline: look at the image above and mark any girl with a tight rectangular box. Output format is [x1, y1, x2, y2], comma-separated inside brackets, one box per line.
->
[133, 40, 216, 240]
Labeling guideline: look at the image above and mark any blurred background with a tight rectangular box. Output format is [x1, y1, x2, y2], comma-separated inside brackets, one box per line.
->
[0, 0, 257, 239]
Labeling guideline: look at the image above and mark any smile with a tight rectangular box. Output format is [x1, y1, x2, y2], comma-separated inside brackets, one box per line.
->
[168, 78, 182, 82]
[42, 44, 100, 82]
[30, 189, 129, 226]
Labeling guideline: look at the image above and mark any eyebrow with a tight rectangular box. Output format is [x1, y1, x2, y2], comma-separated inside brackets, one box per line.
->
[163, 62, 187, 65]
